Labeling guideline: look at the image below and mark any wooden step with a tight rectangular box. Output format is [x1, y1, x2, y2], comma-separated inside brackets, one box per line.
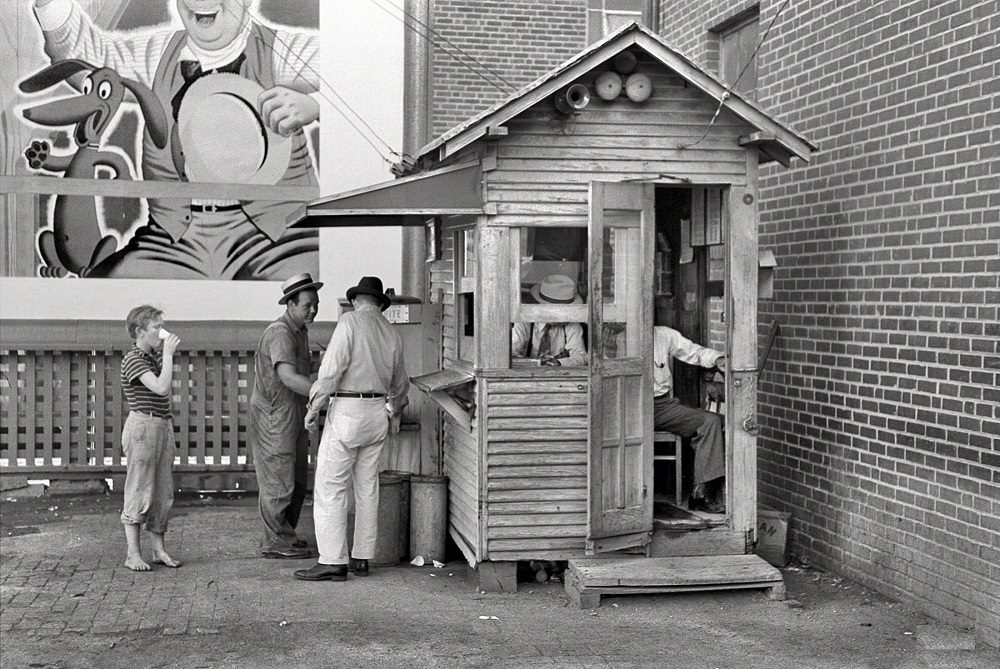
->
[564, 554, 785, 608]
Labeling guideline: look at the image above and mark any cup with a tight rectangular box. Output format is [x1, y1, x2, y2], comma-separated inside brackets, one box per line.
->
[158, 328, 173, 340]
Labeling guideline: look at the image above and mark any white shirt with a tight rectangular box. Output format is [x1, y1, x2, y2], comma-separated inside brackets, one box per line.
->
[653, 326, 724, 398]
[511, 322, 588, 366]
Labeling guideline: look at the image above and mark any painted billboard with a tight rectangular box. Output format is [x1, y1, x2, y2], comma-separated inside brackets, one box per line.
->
[2, 0, 320, 280]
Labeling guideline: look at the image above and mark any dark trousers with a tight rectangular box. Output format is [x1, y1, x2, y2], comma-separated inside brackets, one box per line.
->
[250, 402, 310, 549]
[653, 395, 725, 485]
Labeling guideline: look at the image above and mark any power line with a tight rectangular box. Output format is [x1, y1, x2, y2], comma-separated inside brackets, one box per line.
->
[365, 0, 515, 94]
[680, 0, 792, 151]
[222, 3, 400, 164]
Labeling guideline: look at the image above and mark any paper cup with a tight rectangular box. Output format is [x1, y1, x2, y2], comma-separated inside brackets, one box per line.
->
[158, 328, 173, 340]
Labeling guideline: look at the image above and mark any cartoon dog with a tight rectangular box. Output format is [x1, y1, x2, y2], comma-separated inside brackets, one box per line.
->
[20, 60, 168, 277]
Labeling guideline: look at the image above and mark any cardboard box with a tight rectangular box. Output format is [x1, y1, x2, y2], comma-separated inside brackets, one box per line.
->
[757, 506, 791, 567]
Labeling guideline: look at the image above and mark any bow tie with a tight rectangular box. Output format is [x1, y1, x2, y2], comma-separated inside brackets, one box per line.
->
[179, 53, 246, 82]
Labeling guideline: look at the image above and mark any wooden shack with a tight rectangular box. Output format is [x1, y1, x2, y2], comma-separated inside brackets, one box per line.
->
[293, 23, 814, 600]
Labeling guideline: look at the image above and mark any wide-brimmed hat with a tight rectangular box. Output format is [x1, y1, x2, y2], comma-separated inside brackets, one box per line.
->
[530, 274, 582, 304]
[279, 272, 323, 305]
[346, 276, 391, 311]
[176, 73, 291, 185]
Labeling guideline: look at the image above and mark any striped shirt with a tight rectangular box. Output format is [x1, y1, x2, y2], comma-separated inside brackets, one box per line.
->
[121, 345, 171, 418]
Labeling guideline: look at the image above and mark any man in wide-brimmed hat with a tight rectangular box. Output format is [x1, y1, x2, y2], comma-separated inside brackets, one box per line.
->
[250, 273, 322, 559]
[295, 277, 410, 582]
[511, 274, 588, 366]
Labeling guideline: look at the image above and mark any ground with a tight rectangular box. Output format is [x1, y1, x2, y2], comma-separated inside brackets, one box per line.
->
[1, 491, 997, 669]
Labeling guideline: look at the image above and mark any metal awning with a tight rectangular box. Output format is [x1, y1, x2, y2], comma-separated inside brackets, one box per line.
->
[288, 161, 483, 228]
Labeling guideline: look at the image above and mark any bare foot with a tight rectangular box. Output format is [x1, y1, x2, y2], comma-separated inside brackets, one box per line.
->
[125, 554, 151, 571]
[151, 551, 182, 568]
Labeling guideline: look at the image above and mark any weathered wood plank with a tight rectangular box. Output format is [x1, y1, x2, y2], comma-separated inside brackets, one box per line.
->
[487, 488, 586, 502]
[487, 452, 587, 466]
[488, 524, 587, 539]
[487, 537, 585, 552]
[488, 393, 588, 406]
[489, 512, 588, 527]
[488, 429, 587, 442]
[487, 440, 586, 455]
[487, 404, 587, 418]
[490, 464, 587, 478]
[487, 417, 588, 430]
[489, 500, 587, 514]
[487, 476, 587, 490]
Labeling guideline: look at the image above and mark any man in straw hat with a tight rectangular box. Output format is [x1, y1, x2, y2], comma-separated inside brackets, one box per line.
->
[511, 274, 588, 366]
[250, 272, 322, 559]
[295, 277, 410, 581]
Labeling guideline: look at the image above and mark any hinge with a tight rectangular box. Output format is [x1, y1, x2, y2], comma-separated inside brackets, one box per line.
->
[643, 483, 648, 497]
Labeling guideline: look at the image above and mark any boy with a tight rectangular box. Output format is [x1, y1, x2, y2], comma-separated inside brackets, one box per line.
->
[120, 305, 182, 571]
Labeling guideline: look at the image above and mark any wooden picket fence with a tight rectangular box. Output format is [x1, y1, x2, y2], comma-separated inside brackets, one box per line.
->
[0, 317, 436, 481]
[0, 320, 331, 477]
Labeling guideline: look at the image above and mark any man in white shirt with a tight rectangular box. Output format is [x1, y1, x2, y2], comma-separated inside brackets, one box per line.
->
[511, 274, 588, 366]
[654, 325, 727, 513]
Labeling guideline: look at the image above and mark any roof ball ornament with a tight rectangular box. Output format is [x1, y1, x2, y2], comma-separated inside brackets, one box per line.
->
[613, 50, 638, 74]
[625, 72, 653, 103]
[594, 71, 623, 101]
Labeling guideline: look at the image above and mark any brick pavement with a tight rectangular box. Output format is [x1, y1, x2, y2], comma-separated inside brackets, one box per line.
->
[2, 498, 998, 668]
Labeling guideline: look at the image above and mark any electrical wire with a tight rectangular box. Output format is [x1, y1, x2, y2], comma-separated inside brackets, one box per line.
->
[365, 0, 515, 94]
[369, 0, 517, 92]
[679, 0, 792, 150]
[221, 3, 400, 164]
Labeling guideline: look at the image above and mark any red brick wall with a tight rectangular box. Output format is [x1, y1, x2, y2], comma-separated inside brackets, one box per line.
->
[659, 0, 1000, 647]
[426, 0, 1000, 645]
[430, 0, 587, 136]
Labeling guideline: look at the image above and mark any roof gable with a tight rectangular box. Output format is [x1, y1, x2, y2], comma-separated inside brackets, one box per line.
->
[418, 22, 815, 166]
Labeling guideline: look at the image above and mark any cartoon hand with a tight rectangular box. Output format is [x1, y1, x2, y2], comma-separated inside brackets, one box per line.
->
[24, 140, 50, 170]
[258, 86, 319, 137]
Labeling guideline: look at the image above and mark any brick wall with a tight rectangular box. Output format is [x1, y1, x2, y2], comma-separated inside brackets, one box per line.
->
[426, 0, 1000, 645]
[430, 0, 587, 135]
[660, 0, 1000, 647]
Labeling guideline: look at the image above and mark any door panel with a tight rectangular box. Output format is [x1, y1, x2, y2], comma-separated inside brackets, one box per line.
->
[587, 182, 654, 554]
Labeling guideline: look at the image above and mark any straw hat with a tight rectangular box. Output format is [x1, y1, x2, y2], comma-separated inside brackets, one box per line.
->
[530, 274, 582, 304]
[279, 272, 323, 305]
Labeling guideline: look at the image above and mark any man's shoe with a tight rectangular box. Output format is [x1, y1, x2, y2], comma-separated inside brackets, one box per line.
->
[349, 558, 369, 577]
[292, 539, 310, 549]
[294, 563, 347, 581]
[262, 546, 312, 559]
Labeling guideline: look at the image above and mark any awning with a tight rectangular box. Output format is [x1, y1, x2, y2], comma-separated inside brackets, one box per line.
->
[288, 161, 483, 228]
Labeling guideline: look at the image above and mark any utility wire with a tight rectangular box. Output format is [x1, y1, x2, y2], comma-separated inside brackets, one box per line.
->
[680, 0, 792, 150]
[222, 3, 400, 164]
[365, 0, 515, 94]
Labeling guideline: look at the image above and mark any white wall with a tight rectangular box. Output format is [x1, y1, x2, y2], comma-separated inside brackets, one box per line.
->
[0, 3, 404, 322]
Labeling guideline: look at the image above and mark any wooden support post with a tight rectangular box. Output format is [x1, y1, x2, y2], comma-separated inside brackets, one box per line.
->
[725, 152, 760, 541]
[469, 561, 518, 593]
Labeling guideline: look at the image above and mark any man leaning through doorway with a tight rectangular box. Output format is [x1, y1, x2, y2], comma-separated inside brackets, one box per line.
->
[250, 273, 321, 559]
[511, 274, 587, 366]
[654, 324, 727, 513]
[296, 277, 409, 581]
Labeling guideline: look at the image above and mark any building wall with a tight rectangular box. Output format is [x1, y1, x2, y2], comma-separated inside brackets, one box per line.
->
[427, 0, 1000, 646]
[430, 0, 588, 136]
[656, 0, 1000, 647]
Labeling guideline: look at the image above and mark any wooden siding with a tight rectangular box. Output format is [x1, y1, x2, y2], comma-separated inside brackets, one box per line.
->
[443, 413, 480, 564]
[483, 375, 591, 560]
[429, 222, 456, 361]
[485, 58, 754, 226]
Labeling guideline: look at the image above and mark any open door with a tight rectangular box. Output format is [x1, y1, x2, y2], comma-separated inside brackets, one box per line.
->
[586, 182, 655, 554]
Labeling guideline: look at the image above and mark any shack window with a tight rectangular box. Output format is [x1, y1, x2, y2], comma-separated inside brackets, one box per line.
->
[511, 226, 591, 369]
[453, 227, 476, 363]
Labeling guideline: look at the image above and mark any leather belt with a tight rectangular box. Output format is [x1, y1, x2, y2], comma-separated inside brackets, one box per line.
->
[191, 203, 242, 212]
[332, 391, 385, 399]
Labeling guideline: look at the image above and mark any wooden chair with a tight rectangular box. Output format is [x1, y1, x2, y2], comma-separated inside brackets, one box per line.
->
[653, 430, 684, 505]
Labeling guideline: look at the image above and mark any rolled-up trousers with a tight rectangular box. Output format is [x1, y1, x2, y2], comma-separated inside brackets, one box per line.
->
[313, 397, 389, 565]
[653, 395, 725, 485]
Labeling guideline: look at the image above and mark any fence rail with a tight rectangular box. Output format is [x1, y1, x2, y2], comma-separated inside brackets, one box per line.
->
[0, 320, 334, 476]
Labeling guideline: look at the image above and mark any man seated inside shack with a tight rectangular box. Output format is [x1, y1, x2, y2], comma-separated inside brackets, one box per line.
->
[511, 274, 588, 366]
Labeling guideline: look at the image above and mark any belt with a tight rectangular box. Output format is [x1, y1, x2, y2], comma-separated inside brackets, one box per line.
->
[191, 203, 242, 213]
[332, 391, 385, 398]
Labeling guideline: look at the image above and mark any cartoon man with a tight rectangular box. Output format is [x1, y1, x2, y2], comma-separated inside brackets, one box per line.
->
[31, 0, 320, 280]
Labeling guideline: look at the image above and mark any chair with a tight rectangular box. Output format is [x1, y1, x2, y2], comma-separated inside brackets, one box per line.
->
[653, 430, 683, 505]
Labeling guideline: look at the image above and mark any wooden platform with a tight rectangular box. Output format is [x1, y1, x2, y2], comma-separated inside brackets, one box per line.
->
[564, 554, 785, 608]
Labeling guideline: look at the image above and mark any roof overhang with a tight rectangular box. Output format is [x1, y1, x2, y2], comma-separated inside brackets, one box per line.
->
[289, 161, 482, 228]
[417, 23, 816, 166]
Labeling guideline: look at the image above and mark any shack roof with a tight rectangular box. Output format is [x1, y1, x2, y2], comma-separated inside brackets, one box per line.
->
[419, 21, 815, 166]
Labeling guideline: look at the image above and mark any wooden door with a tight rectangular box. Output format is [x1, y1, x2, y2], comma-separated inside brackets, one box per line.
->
[586, 182, 655, 554]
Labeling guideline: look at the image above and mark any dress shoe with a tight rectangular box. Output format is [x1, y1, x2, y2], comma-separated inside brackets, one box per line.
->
[349, 558, 369, 577]
[262, 545, 312, 560]
[294, 563, 347, 581]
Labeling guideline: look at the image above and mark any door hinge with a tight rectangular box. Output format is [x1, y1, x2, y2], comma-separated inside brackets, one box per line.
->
[643, 483, 648, 497]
